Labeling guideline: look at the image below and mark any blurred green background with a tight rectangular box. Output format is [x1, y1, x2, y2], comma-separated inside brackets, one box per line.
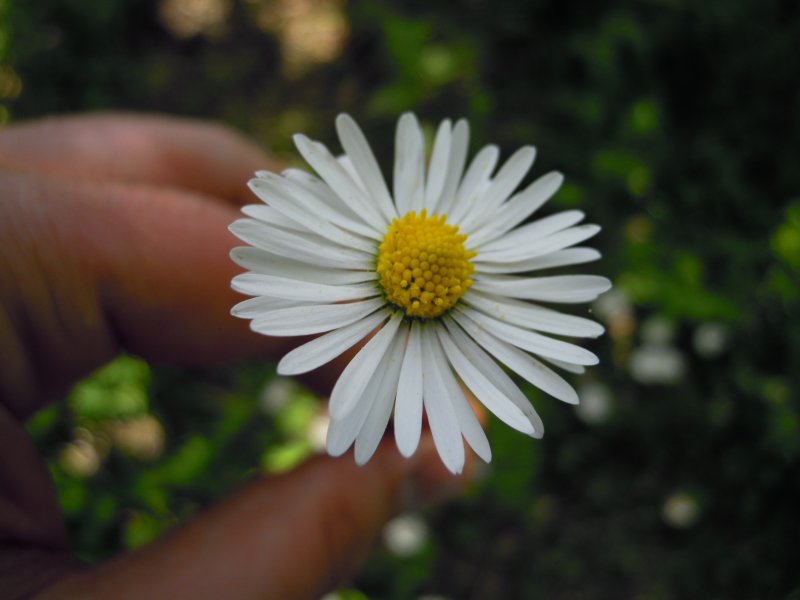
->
[3, 0, 800, 597]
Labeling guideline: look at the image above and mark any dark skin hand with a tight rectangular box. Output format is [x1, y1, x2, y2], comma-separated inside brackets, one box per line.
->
[0, 114, 471, 599]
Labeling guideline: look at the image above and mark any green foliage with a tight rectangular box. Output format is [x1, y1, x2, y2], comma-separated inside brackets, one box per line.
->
[772, 201, 800, 273]
[365, 9, 481, 117]
[8, 0, 800, 597]
[67, 355, 151, 420]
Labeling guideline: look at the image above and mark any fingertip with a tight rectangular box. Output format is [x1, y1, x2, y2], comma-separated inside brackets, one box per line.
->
[0, 113, 280, 205]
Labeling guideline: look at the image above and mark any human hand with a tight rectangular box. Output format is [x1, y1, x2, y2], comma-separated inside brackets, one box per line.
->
[0, 114, 470, 599]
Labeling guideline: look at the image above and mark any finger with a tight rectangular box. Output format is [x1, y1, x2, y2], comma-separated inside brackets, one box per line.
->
[0, 169, 339, 416]
[0, 405, 68, 549]
[36, 437, 471, 600]
[0, 113, 279, 204]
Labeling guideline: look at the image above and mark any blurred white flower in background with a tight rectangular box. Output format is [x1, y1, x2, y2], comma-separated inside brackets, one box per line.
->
[662, 491, 700, 529]
[575, 380, 614, 425]
[258, 376, 298, 415]
[629, 344, 686, 385]
[640, 315, 676, 346]
[630, 315, 686, 385]
[306, 411, 331, 452]
[693, 322, 729, 359]
[158, 0, 232, 39]
[593, 288, 635, 342]
[382, 513, 430, 557]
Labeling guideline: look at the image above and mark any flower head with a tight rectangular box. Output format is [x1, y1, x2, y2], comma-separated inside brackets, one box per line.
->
[230, 113, 610, 474]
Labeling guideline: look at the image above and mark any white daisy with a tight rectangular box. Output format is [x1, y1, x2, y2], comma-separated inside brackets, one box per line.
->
[230, 113, 610, 474]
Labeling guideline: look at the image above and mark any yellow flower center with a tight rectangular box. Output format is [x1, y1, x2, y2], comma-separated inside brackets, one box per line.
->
[376, 210, 475, 319]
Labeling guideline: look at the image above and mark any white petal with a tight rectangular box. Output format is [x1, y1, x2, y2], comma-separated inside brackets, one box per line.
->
[467, 171, 563, 245]
[229, 219, 373, 270]
[241, 204, 305, 231]
[277, 309, 390, 375]
[475, 224, 600, 265]
[326, 412, 367, 457]
[337, 154, 367, 194]
[472, 274, 613, 304]
[251, 172, 382, 243]
[476, 247, 601, 274]
[354, 322, 408, 464]
[248, 177, 376, 254]
[335, 114, 398, 223]
[460, 145, 536, 232]
[522, 247, 601, 269]
[282, 167, 349, 206]
[452, 314, 579, 404]
[282, 167, 381, 239]
[279, 167, 319, 185]
[327, 355, 388, 456]
[394, 320, 424, 457]
[431, 329, 492, 462]
[231, 295, 311, 318]
[541, 357, 586, 375]
[393, 113, 425, 216]
[462, 290, 605, 338]
[230, 247, 376, 285]
[477, 211, 589, 255]
[421, 326, 466, 474]
[455, 307, 599, 366]
[449, 144, 499, 224]
[293, 133, 385, 229]
[435, 119, 470, 217]
[423, 119, 451, 212]
[251, 298, 385, 336]
[231, 273, 378, 303]
[438, 323, 540, 437]
[329, 312, 404, 419]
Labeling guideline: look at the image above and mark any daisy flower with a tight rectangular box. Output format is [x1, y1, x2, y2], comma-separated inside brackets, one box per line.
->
[230, 113, 610, 474]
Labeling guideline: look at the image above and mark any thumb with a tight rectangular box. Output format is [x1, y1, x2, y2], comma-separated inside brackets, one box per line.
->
[38, 436, 468, 600]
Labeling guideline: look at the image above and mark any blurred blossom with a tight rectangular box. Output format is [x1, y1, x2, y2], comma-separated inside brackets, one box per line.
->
[593, 288, 635, 341]
[159, 0, 232, 39]
[629, 344, 686, 385]
[254, 0, 348, 76]
[575, 381, 614, 425]
[382, 513, 429, 557]
[59, 439, 101, 478]
[73, 426, 111, 460]
[692, 322, 729, 358]
[662, 491, 700, 529]
[107, 415, 166, 460]
[640, 315, 676, 346]
[259, 376, 298, 415]
[306, 411, 330, 452]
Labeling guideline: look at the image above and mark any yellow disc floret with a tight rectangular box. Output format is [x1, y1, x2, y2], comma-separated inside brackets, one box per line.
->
[376, 210, 475, 319]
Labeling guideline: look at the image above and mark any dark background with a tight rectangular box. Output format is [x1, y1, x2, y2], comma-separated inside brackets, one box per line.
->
[3, 0, 800, 597]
